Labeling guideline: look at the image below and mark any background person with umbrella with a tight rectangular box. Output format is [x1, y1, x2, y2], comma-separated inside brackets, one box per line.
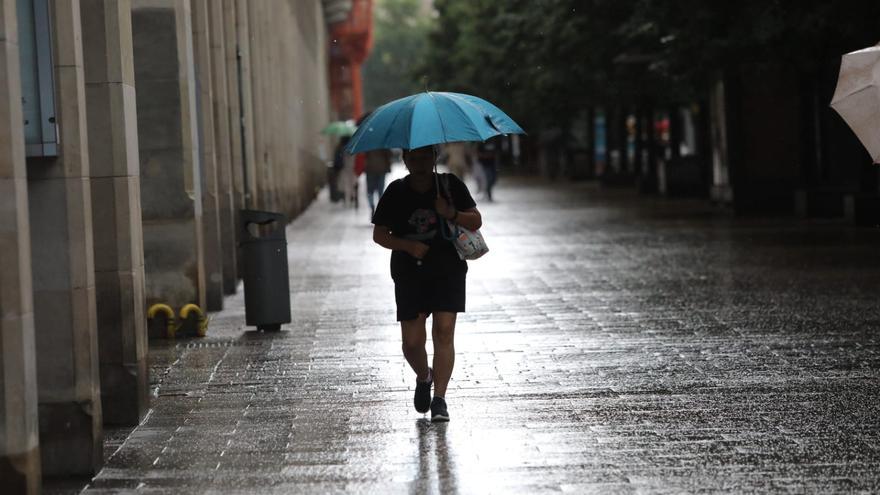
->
[322, 120, 357, 204]
[348, 91, 524, 422]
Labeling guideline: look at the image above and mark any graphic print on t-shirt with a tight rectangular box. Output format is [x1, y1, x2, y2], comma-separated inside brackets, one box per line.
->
[405, 208, 437, 241]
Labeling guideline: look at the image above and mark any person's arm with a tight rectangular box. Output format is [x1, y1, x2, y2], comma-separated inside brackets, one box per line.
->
[448, 207, 482, 232]
[434, 197, 482, 231]
[373, 225, 429, 259]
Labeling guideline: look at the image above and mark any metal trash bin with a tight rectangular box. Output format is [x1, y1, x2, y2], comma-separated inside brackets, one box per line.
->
[240, 209, 291, 331]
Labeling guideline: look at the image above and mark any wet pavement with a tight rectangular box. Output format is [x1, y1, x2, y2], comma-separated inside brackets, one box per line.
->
[79, 168, 880, 493]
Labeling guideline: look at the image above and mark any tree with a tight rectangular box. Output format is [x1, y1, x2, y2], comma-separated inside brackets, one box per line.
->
[362, 0, 434, 110]
[421, 0, 880, 134]
[420, 0, 636, 132]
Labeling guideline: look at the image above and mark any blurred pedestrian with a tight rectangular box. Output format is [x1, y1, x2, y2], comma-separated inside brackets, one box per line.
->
[364, 148, 392, 217]
[471, 152, 487, 197]
[371, 145, 482, 422]
[336, 137, 357, 208]
[441, 142, 475, 180]
[477, 138, 499, 201]
[329, 139, 345, 202]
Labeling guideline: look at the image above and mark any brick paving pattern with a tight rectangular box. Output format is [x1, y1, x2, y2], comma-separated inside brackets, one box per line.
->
[81, 172, 880, 493]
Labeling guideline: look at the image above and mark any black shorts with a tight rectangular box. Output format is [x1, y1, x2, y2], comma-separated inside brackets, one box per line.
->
[394, 273, 466, 321]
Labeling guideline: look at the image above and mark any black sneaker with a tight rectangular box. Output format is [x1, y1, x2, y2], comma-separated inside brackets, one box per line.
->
[430, 397, 449, 422]
[414, 368, 432, 413]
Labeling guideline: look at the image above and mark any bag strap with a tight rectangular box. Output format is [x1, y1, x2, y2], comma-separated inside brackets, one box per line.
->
[438, 174, 459, 241]
[439, 173, 455, 207]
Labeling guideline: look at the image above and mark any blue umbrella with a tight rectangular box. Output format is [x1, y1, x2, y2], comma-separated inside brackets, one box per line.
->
[345, 92, 525, 154]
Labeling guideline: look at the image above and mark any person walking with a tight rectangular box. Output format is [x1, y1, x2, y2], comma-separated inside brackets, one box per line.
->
[477, 138, 499, 201]
[370, 145, 482, 422]
[441, 142, 475, 180]
[328, 139, 345, 203]
[364, 148, 392, 217]
[336, 137, 357, 208]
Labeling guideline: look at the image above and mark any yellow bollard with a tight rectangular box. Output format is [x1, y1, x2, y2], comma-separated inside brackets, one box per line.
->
[179, 304, 208, 337]
[147, 303, 177, 339]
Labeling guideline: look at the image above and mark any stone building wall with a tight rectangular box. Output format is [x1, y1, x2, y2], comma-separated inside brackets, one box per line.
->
[0, 0, 331, 486]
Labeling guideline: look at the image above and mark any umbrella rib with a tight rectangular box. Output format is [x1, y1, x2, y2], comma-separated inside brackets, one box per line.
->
[444, 92, 486, 115]
[348, 97, 409, 152]
[831, 82, 878, 105]
[426, 92, 449, 145]
[442, 93, 490, 138]
[386, 98, 415, 149]
[445, 93, 490, 117]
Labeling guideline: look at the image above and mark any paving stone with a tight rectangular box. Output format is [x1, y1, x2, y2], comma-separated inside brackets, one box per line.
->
[79, 173, 880, 493]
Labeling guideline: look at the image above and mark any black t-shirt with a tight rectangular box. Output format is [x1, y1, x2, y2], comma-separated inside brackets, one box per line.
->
[372, 173, 477, 280]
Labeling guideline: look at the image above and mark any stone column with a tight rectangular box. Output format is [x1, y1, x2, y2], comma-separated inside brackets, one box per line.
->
[133, 0, 206, 310]
[235, 0, 257, 209]
[245, 1, 261, 209]
[222, 0, 245, 278]
[247, 1, 271, 212]
[207, 0, 237, 294]
[0, 0, 41, 491]
[306, 0, 331, 214]
[191, 0, 222, 310]
[275, 6, 288, 215]
[81, 0, 148, 426]
[30, 0, 103, 476]
[222, 0, 244, 215]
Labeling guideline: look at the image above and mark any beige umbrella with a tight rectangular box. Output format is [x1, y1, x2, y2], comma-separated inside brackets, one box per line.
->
[831, 43, 880, 163]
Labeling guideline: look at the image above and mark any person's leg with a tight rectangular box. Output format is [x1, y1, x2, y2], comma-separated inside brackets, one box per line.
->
[473, 160, 486, 194]
[366, 173, 379, 213]
[365, 175, 373, 211]
[353, 181, 359, 209]
[340, 168, 353, 207]
[402, 313, 433, 413]
[401, 314, 430, 381]
[484, 162, 496, 201]
[377, 172, 386, 195]
[431, 311, 457, 397]
[328, 168, 340, 202]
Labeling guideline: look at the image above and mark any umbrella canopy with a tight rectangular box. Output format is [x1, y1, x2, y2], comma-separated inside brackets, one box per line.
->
[831, 44, 880, 163]
[321, 120, 357, 137]
[345, 92, 525, 154]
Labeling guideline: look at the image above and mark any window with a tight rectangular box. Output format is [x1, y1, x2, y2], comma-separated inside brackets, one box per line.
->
[17, 0, 57, 157]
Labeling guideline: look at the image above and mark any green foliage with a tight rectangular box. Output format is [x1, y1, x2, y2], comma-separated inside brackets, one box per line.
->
[362, 0, 434, 110]
[420, 0, 880, 133]
[624, 0, 880, 88]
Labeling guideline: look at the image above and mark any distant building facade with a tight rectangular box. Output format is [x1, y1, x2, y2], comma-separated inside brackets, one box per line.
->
[326, 0, 373, 119]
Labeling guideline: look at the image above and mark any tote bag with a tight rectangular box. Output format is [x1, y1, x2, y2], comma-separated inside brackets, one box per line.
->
[439, 174, 488, 261]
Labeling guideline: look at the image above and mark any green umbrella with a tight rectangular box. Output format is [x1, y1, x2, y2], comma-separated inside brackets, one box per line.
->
[321, 120, 357, 137]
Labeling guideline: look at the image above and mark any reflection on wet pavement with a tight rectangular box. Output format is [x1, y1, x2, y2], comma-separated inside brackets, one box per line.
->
[78, 177, 880, 494]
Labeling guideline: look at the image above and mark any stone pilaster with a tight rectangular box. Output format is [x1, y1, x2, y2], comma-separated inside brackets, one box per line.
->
[30, 0, 103, 476]
[0, 0, 41, 491]
[207, 0, 237, 294]
[81, 0, 148, 426]
[234, 0, 257, 209]
[133, 0, 206, 310]
[247, 0, 270, 212]
[222, 0, 244, 215]
[191, 0, 222, 310]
